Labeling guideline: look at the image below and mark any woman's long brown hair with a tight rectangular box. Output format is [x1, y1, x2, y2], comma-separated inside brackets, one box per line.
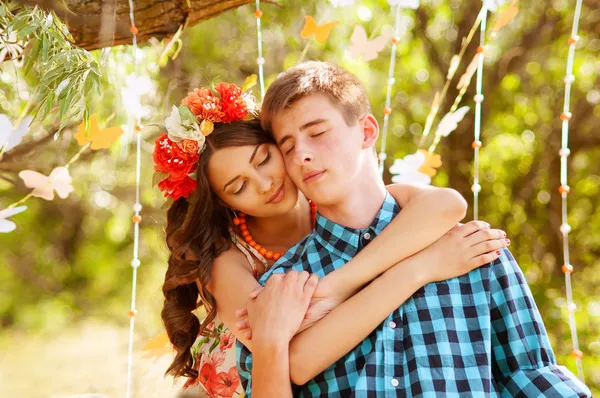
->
[161, 119, 274, 379]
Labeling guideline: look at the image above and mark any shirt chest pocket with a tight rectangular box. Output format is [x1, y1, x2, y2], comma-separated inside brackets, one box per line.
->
[402, 282, 488, 369]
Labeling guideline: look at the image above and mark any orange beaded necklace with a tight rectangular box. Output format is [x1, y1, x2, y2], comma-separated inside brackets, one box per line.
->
[233, 200, 317, 261]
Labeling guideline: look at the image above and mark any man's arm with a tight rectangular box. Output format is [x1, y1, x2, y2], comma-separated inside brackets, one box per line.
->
[490, 248, 591, 397]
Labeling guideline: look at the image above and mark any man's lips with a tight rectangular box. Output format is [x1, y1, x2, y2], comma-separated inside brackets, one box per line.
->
[303, 170, 325, 183]
[266, 184, 284, 204]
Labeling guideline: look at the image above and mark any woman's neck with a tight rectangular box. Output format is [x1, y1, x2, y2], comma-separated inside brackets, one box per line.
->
[246, 194, 312, 249]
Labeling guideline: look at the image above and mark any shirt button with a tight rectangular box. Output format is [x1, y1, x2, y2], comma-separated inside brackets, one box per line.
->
[391, 378, 399, 387]
[363, 232, 371, 240]
[388, 321, 396, 329]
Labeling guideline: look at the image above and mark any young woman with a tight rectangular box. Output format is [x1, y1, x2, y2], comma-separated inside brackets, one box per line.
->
[157, 84, 508, 397]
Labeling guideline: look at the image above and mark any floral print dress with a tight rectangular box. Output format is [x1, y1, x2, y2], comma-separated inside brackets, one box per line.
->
[181, 232, 266, 398]
[181, 319, 243, 397]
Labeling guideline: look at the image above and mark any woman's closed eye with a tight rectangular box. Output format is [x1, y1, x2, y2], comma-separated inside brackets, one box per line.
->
[258, 152, 271, 166]
[234, 181, 246, 195]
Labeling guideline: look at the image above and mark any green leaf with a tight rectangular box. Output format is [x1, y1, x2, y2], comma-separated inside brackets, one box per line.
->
[178, 105, 197, 124]
[152, 172, 170, 187]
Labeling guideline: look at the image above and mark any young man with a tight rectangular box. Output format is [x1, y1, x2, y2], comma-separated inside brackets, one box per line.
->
[237, 62, 591, 397]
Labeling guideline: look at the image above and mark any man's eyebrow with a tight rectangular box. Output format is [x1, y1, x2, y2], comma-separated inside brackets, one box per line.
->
[223, 145, 262, 192]
[277, 119, 328, 146]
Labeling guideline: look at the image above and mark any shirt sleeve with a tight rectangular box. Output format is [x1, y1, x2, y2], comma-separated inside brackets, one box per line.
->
[489, 248, 591, 397]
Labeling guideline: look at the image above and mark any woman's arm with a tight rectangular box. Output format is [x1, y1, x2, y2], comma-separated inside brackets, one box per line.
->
[287, 221, 507, 385]
[320, 183, 467, 302]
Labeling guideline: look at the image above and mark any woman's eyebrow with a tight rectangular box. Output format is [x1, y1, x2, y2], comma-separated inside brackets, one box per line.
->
[223, 144, 262, 192]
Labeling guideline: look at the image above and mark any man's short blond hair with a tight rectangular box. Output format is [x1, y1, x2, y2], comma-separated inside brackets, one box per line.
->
[261, 61, 371, 133]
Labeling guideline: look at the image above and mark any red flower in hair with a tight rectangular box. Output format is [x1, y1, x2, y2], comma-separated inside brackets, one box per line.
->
[158, 175, 196, 200]
[153, 134, 199, 179]
[215, 83, 249, 123]
[182, 88, 224, 122]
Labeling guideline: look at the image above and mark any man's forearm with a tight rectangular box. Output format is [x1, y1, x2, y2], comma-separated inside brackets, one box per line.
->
[252, 341, 293, 397]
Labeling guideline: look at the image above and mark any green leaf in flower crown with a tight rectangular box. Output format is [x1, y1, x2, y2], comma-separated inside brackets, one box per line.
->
[148, 123, 167, 132]
[153, 171, 170, 187]
[178, 105, 197, 124]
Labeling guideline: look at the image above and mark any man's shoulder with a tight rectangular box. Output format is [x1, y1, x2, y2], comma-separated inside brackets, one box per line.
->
[258, 231, 321, 283]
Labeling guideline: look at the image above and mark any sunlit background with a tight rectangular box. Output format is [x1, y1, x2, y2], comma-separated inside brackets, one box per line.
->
[0, 0, 598, 396]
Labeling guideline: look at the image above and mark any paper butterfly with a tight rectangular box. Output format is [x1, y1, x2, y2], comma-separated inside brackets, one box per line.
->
[390, 151, 431, 185]
[74, 114, 124, 150]
[142, 332, 174, 359]
[0, 114, 33, 153]
[492, 0, 519, 31]
[0, 206, 27, 233]
[19, 166, 74, 201]
[348, 25, 392, 62]
[434, 106, 470, 138]
[301, 16, 339, 43]
[417, 149, 443, 177]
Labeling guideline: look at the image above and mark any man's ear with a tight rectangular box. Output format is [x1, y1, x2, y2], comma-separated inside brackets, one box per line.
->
[360, 114, 379, 149]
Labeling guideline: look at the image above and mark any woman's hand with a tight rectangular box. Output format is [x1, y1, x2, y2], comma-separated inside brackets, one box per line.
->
[235, 270, 318, 345]
[416, 220, 509, 284]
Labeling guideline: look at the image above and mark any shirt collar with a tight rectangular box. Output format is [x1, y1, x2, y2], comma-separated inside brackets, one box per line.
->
[314, 192, 400, 261]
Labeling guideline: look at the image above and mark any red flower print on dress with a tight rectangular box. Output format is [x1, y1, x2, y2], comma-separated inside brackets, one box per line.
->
[214, 367, 241, 397]
[199, 362, 217, 396]
[219, 331, 235, 351]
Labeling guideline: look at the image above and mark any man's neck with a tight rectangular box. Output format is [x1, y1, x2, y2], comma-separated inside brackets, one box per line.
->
[318, 167, 387, 230]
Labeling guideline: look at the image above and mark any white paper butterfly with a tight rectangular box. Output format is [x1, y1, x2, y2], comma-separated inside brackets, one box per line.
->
[0, 206, 27, 233]
[0, 114, 33, 153]
[348, 26, 392, 62]
[19, 167, 74, 201]
[434, 106, 470, 138]
[389, 151, 431, 185]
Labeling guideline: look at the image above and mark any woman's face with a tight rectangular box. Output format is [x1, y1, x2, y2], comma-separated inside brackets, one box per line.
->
[207, 143, 299, 218]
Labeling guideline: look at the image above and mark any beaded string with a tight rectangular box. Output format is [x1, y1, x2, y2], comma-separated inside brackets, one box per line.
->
[125, 0, 143, 396]
[557, 0, 585, 381]
[254, 0, 265, 99]
[471, 6, 488, 221]
[378, 4, 402, 176]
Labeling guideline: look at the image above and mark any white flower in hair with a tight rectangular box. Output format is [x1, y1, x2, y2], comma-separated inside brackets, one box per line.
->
[0, 206, 27, 233]
[330, 0, 354, 7]
[483, 0, 506, 12]
[387, 0, 420, 9]
[165, 105, 205, 147]
[389, 151, 431, 185]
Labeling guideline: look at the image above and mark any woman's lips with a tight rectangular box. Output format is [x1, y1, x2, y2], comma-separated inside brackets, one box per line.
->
[267, 183, 285, 204]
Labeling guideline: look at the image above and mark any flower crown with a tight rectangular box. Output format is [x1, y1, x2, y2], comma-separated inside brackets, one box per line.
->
[153, 76, 258, 200]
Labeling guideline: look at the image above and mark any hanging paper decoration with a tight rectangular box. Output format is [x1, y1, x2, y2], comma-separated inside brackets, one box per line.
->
[73, 114, 124, 150]
[434, 106, 470, 138]
[492, 0, 519, 32]
[301, 16, 339, 43]
[254, 1, 266, 99]
[348, 25, 392, 62]
[18, 167, 74, 201]
[389, 151, 431, 184]
[0, 114, 33, 153]
[0, 206, 27, 233]
[417, 149, 443, 177]
[142, 332, 174, 359]
[386, 0, 420, 8]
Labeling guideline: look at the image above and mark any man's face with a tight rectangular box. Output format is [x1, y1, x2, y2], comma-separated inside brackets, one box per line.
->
[271, 93, 370, 206]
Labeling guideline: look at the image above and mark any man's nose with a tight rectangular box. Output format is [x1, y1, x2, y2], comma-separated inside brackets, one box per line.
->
[293, 140, 314, 166]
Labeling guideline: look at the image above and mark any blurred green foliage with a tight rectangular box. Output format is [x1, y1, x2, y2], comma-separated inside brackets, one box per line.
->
[0, 0, 598, 394]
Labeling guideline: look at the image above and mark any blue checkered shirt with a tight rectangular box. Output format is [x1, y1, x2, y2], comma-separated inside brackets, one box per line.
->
[236, 193, 591, 397]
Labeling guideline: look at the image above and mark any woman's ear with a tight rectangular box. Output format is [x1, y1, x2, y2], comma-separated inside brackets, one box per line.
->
[360, 114, 380, 149]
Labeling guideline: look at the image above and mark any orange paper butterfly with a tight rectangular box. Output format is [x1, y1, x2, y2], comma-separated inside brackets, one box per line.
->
[301, 16, 339, 43]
